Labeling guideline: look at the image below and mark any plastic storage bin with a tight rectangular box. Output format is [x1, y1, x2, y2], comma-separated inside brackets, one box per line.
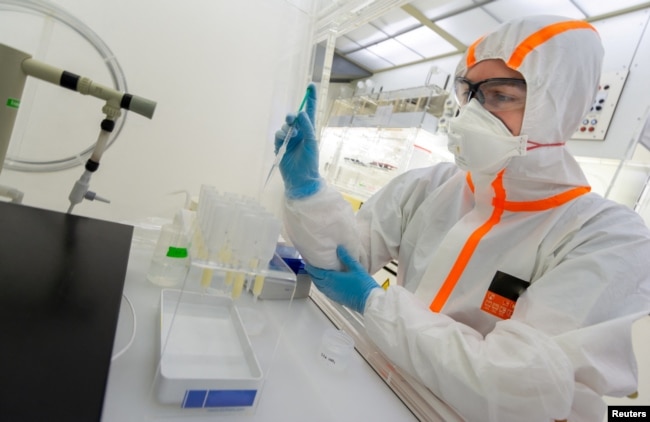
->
[156, 289, 263, 409]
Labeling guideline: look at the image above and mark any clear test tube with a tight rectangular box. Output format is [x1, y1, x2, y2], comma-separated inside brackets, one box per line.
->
[222, 199, 248, 288]
[204, 196, 243, 290]
[243, 213, 268, 273]
[194, 188, 219, 288]
[230, 211, 260, 299]
[217, 204, 236, 266]
[197, 199, 225, 289]
[197, 185, 216, 233]
[205, 201, 228, 258]
[251, 213, 282, 299]
[193, 185, 217, 257]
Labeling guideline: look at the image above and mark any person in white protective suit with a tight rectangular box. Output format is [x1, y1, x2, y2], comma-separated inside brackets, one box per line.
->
[274, 15, 650, 422]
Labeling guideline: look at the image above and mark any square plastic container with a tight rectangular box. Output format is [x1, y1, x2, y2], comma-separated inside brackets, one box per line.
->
[156, 289, 263, 409]
[258, 244, 311, 299]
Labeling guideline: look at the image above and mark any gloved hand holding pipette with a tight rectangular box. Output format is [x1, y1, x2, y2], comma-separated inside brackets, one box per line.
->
[274, 83, 323, 199]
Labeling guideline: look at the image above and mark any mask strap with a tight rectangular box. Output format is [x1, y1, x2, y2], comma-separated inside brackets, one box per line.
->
[526, 141, 566, 151]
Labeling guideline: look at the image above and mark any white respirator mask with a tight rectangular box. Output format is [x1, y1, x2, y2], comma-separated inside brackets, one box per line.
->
[447, 99, 528, 174]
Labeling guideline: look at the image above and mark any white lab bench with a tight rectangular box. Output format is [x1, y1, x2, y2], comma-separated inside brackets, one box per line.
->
[101, 236, 423, 422]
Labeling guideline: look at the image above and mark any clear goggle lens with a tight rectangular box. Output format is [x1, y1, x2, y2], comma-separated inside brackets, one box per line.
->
[454, 77, 527, 112]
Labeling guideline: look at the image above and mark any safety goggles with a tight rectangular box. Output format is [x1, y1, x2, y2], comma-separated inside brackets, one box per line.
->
[454, 77, 527, 112]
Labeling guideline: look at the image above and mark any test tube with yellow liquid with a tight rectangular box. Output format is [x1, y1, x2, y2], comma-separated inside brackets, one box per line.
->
[250, 214, 282, 300]
[192, 185, 282, 300]
[229, 211, 260, 299]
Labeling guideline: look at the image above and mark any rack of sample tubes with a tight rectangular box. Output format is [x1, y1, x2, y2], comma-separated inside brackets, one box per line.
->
[147, 185, 297, 417]
[189, 185, 296, 300]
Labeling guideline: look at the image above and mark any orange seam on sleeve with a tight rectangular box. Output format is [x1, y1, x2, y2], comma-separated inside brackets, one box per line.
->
[430, 171, 506, 312]
[507, 21, 596, 69]
[503, 186, 590, 212]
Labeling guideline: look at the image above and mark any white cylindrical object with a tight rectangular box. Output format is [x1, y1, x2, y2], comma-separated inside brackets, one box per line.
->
[22, 57, 119, 103]
[21, 57, 63, 86]
[22, 57, 156, 119]
[68, 170, 92, 208]
[0, 43, 31, 174]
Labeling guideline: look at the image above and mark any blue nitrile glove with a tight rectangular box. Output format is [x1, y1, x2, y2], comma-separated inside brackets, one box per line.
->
[305, 245, 381, 314]
[274, 83, 321, 199]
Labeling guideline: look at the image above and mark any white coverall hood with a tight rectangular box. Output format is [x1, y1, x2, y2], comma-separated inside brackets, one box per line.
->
[454, 15, 604, 192]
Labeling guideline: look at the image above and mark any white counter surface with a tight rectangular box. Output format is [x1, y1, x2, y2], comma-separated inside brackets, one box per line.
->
[101, 241, 420, 422]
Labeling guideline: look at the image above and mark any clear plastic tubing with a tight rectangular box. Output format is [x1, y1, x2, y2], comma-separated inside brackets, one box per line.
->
[0, 0, 129, 172]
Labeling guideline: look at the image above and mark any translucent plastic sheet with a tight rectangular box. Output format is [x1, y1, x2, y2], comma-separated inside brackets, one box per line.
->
[319, 85, 452, 200]
[146, 249, 297, 418]
[145, 188, 297, 418]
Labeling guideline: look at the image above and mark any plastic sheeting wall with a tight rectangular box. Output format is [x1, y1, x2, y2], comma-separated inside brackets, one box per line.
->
[0, 0, 315, 223]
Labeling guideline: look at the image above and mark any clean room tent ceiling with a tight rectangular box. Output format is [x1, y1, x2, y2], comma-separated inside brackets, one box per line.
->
[318, 0, 650, 81]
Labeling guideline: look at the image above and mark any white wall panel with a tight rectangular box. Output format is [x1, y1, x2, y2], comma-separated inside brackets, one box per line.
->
[0, 0, 315, 223]
[567, 9, 650, 159]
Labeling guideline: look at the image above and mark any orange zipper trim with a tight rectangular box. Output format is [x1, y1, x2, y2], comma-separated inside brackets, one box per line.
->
[430, 173, 590, 312]
[430, 170, 507, 312]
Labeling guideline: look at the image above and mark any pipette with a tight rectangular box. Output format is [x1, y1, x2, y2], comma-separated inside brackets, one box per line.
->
[263, 87, 310, 188]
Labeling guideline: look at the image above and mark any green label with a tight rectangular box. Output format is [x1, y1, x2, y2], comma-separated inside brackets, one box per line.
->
[166, 246, 188, 258]
[6, 98, 20, 109]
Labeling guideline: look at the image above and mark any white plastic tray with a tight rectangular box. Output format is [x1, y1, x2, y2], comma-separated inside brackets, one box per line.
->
[156, 289, 263, 409]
